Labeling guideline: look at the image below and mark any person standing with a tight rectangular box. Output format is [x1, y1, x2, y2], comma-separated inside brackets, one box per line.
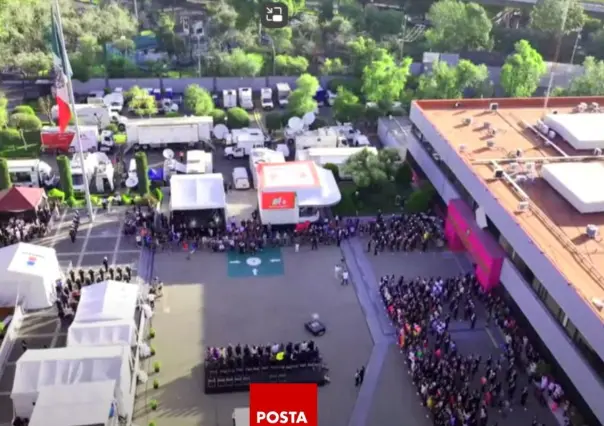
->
[354, 369, 360, 387]
[334, 264, 342, 280]
[102, 256, 109, 272]
[520, 386, 528, 410]
[358, 365, 365, 385]
[341, 269, 349, 286]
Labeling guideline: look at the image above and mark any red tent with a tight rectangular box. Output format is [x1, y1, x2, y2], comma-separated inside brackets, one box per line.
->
[0, 187, 45, 212]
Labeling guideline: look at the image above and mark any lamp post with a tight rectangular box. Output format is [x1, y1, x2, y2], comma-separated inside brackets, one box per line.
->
[570, 30, 582, 65]
[543, 0, 572, 110]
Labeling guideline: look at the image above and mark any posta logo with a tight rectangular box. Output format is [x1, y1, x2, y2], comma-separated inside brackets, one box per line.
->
[250, 383, 318, 425]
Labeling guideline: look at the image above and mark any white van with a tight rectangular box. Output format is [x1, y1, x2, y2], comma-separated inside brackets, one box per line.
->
[232, 408, 249, 426]
[232, 167, 250, 190]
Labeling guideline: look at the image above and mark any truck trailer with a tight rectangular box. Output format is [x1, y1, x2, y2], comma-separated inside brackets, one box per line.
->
[294, 128, 344, 150]
[52, 104, 127, 130]
[40, 126, 114, 153]
[125, 116, 213, 150]
[296, 146, 378, 178]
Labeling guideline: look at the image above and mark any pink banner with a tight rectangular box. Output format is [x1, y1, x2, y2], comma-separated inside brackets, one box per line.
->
[445, 199, 504, 291]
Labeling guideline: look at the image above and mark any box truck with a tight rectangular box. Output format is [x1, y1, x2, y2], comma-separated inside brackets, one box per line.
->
[185, 150, 213, 174]
[51, 104, 127, 130]
[125, 116, 213, 150]
[40, 126, 114, 153]
[223, 89, 237, 108]
[7, 159, 57, 188]
[276, 83, 290, 107]
[71, 152, 115, 193]
[224, 128, 267, 159]
[260, 88, 274, 110]
[295, 128, 343, 150]
[296, 146, 378, 178]
[238, 87, 254, 110]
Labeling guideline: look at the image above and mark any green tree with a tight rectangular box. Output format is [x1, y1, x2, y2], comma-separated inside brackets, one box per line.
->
[9, 113, 42, 131]
[211, 109, 227, 124]
[333, 87, 364, 123]
[501, 40, 546, 98]
[342, 148, 401, 189]
[38, 96, 54, 125]
[425, 0, 493, 52]
[0, 95, 8, 128]
[227, 107, 250, 129]
[531, 0, 585, 35]
[395, 162, 413, 189]
[405, 187, 434, 213]
[322, 16, 355, 56]
[12, 105, 36, 116]
[564, 57, 604, 95]
[288, 74, 319, 117]
[156, 13, 185, 57]
[323, 163, 340, 181]
[320, 58, 348, 75]
[126, 86, 158, 117]
[217, 49, 264, 77]
[70, 34, 102, 82]
[184, 85, 215, 116]
[417, 60, 488, 99]
[347, 36, 388, 78]
[135, 152, 150, 196]
[291, 13, 321, 57]
[274, 55, 309, 75]
[265, 111, 283, 132]
[0, 158, 11, 190]
[362, 54, 412, 108]
[266, 28, 294, 54]
[57, 155, 74, 199]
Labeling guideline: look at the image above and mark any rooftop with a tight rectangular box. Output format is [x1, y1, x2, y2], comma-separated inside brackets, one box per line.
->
[414, 96, 604, 321]
[257, 161, 320, 190]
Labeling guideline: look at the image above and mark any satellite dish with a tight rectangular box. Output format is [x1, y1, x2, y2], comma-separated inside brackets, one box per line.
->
[288, 117, 304, 132]
[302, 112, 316, 126]
[163, 148, 175, 160]
[125, 176, 138, 188]
[213, 124, 229, 139]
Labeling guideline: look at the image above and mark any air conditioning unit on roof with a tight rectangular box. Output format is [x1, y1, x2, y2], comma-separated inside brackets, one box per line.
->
[486, 140, 496, 149]
[459, 144, 467, 153]
[592, 298, 604, 311]
[489, 103, 499, 111]
[514, 149, 523, 158]
[586, 224, 599, 239]
[516, 201, 530, 212]
[462, 117, 473, 126]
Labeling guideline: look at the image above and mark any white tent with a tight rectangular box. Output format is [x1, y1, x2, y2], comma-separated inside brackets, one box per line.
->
[29, 381, 118, 426]
[68, 318, 137, 347]
[11, 345, 131, 418]
[170, 173, 227, 211]
[74, 281, 138, 324]
[0, 243, 60, 310]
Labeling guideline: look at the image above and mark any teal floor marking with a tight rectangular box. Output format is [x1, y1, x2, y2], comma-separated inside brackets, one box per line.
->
[227, 247, 284, 278]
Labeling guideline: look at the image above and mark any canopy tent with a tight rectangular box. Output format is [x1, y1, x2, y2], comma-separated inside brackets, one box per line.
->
[68, 318, 137, 347]
[170, 173, 226, 211]
[0, 187, 45, 213]
[74, 281, 138, 324]
[11, 345, 131, 418]
[29, 381, 118, 426]
[0, 243, 59, 310]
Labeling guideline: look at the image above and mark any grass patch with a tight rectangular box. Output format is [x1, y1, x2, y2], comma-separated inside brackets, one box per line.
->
[332, 181, 409, 216]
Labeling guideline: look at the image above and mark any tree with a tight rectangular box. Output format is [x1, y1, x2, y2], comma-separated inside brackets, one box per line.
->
[323, 163, 340, 181]
[288, 74, 319, 117]
[0, 158, 11, 190]
[126, 86, 158, 117]
[342, 148, 401, 189]
[38, 96, 54, 124]
[70, 34, 101, 82]
[9, 113, 42, 131]
[212, 109, 227, 124]
[333, 87, 364, 123]
[12, 105, 36, 116]
[266, 28, 294, 54]
[156, 13, 185, 57]
[184, 85, 215, 116]
[322, 16, 355, 56]
[320, 58, 347, 75]
[362, 54, 412, 108]
[395, 163, 413, 189]
[501, 40, 546, 98]
[416, 60, 488, 99]
[425, 0, 493, 52]
[291, 13, 321, 57]
[564, 57, 604, 95]
[347, 36, 388, 78]
[274, 55, 309, 75]
[0, 95, 8, 128]
[531, 0, 585, 35]
[265, 112, 284, 132]
[57, 155, 74, 200]
[227, 107, 250, 129]
[135, 152, 150, 196]
[217, 49, 264, 77]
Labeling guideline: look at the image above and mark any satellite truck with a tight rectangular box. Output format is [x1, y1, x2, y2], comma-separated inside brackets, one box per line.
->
[125, 116, 213, 150]
[276, 83, 291, 108]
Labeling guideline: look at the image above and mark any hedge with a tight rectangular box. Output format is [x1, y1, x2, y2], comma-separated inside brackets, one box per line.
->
[0, 158, 11, 190]
[56, 155, 74, 199]
[12, 105, 36, 116]
[211, 109, 227, 125]
[9, 113, 42, 131]
[135, 151, 150, 196]
[226, 107, 250, 129]
[323, 163, 340, 182]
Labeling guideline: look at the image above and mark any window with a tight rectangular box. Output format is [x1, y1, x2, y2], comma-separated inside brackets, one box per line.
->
[499, 234, 514, 258]
[543, 293, 562, 320]
[511, 251, 534, 284]
[9, 172, 32, 184]
[485, 216, 501, 240]
[565, 317, 578, 340]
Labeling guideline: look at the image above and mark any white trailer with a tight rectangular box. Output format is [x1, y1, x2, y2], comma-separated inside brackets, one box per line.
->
[70, 152, 114, 193]
[296, 146, 378, 179]
[238, 87, 254, 110]
[186, 150, 213, 174]
[249, 147, 285, 188]
[294, 128, 343, 150]
[51, 104, 127, 130]
[125, 116, 213, 150]
[223, 89, 237, 108]
[7, 159, 57, 188]
[276, 83, 291, 108]
[260, 88, 273, 110]
[40, 126, 105, 153]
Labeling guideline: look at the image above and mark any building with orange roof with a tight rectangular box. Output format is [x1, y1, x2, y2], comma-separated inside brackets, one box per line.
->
[378, 96, 604, 425]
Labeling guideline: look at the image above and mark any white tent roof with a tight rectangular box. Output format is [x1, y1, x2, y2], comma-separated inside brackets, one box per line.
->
[0, 243, 60, 309]
[170, 173, 226, 211]
[74, 281, 138, 324]
[543, 113, 604, 150]
[29, 381, 116, 426]
[68, 318, 137, 347]
[542, 162, 604, 213]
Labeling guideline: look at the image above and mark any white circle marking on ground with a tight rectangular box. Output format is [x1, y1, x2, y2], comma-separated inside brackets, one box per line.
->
[246, 257, 262, 267]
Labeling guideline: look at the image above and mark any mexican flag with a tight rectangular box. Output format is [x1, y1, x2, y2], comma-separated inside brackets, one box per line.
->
[50, 5, 72, 132]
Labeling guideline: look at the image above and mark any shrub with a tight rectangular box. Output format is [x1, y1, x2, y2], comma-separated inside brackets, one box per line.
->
[153, 379, 159, 389]
[153, 361, 161, 373]
[153, 187, 164, 203]
[66, 196, 77, 207]
[149, 422, 157, 426]
[165, 111, 179, 117]
[9, 113, 42, 131]
[149, 328, 156, 339]
[57, 155, 74, 199]
[323, 163, 340, 182]
[150, 345, 156, 356]
[134, 151, 150, 196]
[265, 111, 283, 132]
[404, 189, 433, 213]
[48, 188, 65, 203]
[12, 105, 36, 116]
[395, 163, 413, 189]
[226, 107, 250, 129]
[211, 109, 227, 124]
[0, 129, 22, 147]
[149, 399, 158, 410]
[104, 123, 119, 133]
[0, 158, 11, 190]
[121, 193, 133, 205]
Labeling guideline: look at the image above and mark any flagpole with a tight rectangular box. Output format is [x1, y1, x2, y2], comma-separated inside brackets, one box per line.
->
[53, 0, 95, 222]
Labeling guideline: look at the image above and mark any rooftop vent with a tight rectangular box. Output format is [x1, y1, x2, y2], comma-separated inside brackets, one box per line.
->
[586, 224, 599, 239]
[575, 102, 588, 113]
[515, 174, 528, 184]
[459, 144, 467, 153]
[462, 117, 473, 126]
[508, 162, 520, 173]
[592, 298, 604, 311]
[486, 140, 496, 149]
[494, 168, 504, 179]
[594, 148, 602, 156]
[525, 162, 536, 173]
[489, 103, 499, 111]
[516, 201, 530, 212]
[536, 120, 549, 135]
[484, 122, 492, 130]
[547, 130, 556, 139]
[514, 149, 523, 158]
[590, 102, 600, 112]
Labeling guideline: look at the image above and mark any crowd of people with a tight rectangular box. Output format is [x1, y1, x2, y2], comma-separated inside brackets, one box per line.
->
[0, 207, 53, 247]
[380, 273, 560, 426]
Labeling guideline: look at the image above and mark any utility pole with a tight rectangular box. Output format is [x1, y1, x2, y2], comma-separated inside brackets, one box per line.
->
[544, 0, 572, 110]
